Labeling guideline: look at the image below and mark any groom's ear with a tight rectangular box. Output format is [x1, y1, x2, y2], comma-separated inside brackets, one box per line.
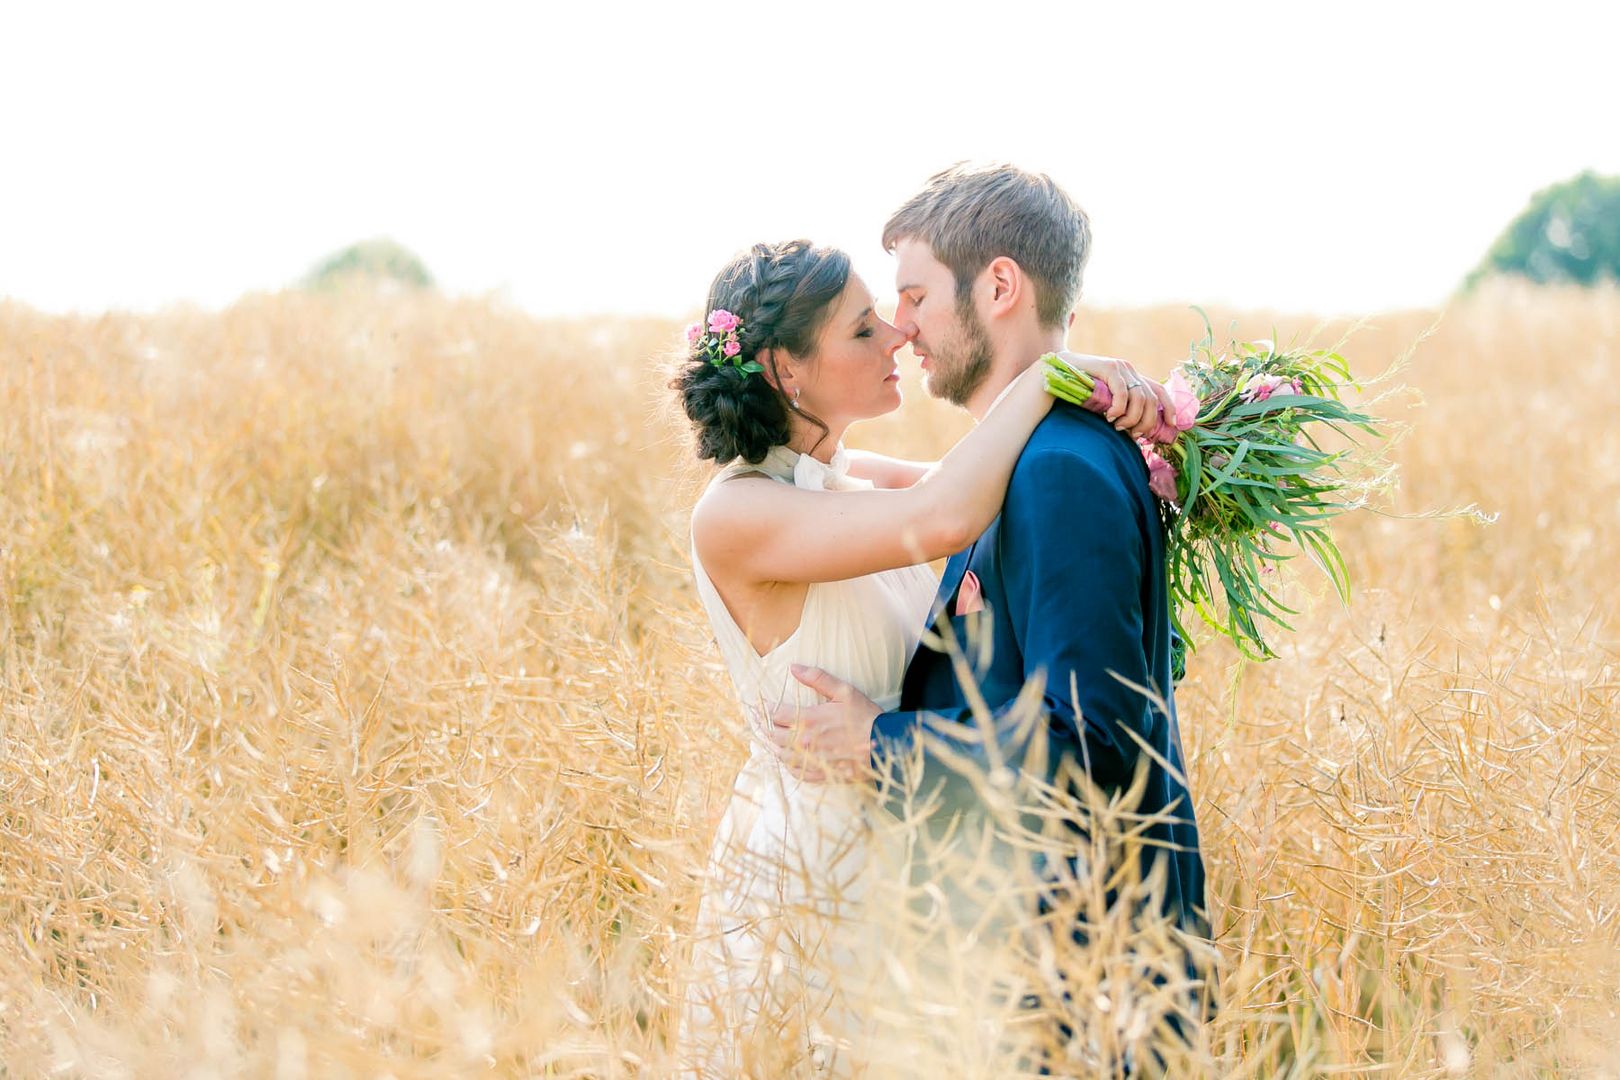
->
[983, 256, 1026, 320]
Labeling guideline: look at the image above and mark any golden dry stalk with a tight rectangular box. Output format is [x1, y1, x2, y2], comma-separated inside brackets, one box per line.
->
[0, 280, 1616, 1075]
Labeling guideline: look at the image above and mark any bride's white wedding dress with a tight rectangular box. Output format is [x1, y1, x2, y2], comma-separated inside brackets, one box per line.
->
[676, 443, 938, 1078]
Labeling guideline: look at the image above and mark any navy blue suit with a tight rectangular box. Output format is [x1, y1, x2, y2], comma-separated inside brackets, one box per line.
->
[870, 400, 1209, 945]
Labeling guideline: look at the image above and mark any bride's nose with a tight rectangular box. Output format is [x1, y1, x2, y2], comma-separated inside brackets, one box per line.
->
[883, 322, 911, 357]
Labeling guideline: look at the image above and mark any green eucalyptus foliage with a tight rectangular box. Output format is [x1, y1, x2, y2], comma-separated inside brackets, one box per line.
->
[1045, 321, 1386, 663]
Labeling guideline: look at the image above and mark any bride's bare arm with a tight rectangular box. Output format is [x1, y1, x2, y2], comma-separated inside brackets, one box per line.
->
[694, 352, 1172, 586]
[841, 353, 1172, 491]
[693, 361, 1053, 585]
[842, 450, 935, 490]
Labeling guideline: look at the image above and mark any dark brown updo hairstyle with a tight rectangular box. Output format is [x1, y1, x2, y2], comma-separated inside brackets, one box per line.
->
[670, 239, 850, 464]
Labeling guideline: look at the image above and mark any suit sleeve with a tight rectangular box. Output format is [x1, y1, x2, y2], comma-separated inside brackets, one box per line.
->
[869, 447, 1156, 788]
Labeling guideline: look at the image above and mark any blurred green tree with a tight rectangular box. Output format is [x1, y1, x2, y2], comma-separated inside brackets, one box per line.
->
[301, 238, 435, 290]
[1465, 171, 1620, 290]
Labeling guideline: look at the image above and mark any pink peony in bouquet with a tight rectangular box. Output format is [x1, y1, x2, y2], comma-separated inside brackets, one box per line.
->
[1043, 322, 1388, 667]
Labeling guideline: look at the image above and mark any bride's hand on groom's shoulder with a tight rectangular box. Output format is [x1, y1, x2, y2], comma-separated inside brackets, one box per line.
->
[753, 665, 880, 784]
[1056, 351, 1176, 440]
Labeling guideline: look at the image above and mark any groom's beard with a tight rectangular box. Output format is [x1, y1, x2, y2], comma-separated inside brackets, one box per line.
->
[925, 296, 995, 408]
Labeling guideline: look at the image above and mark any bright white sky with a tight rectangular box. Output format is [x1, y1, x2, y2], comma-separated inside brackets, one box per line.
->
[2, 1, 1615, 319]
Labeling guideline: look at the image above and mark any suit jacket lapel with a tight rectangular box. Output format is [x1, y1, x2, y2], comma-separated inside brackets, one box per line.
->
[932, 548, 972, 627]
[900, 545, 979, 710]
[900, 546, 973, 709]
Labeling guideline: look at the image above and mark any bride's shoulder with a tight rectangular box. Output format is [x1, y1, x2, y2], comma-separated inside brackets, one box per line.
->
[701, 461, 774, 498]
[692, 465, 775, 541]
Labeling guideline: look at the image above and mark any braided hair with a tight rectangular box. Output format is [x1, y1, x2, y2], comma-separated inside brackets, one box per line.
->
[671, 240, 849, 464]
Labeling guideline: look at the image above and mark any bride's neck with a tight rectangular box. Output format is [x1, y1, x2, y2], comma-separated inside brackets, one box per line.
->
[786, 416, 845, 463]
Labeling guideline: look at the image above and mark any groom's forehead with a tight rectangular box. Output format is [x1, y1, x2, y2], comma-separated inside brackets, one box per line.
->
[893, 238, 941, 276]
[893, 240, 951, 291]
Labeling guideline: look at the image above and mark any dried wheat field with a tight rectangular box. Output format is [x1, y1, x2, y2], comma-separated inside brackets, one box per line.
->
[2, 282, 1616, 1077]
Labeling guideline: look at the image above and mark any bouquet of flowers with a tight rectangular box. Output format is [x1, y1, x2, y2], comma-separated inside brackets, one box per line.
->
[1043, 323, 1388, 667]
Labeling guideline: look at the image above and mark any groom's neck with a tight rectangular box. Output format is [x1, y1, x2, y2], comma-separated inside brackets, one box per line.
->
[966, 323, 1067, 421]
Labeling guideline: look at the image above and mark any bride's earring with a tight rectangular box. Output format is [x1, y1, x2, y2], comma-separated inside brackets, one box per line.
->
[791, 387, 801, 411]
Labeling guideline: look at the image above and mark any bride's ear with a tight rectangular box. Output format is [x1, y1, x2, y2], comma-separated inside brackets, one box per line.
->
[758, 347, 789, 394]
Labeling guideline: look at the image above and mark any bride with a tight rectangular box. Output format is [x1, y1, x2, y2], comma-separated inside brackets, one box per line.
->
[669, 239, 1167, 1076]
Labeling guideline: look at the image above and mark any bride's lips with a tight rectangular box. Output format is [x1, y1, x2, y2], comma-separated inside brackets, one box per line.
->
[884, 367, 899, 383]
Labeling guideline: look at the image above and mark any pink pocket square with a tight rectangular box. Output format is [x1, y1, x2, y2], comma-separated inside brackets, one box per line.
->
[954, 570, 985, 616]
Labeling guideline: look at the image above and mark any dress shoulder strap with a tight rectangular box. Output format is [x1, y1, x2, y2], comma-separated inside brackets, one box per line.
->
[714, 462, 771, 485]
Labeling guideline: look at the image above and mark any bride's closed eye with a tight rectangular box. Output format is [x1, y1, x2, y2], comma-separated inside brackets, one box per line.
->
[856, 327, 874, 339]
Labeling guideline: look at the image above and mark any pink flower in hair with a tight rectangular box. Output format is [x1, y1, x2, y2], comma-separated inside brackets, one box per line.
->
[685, 322, 703, 345]
[722, 337, 741, 358]
[708, 309, 740, 334]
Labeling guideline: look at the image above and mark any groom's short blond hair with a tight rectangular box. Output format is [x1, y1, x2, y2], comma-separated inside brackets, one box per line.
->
[882, 162, 1091, 329]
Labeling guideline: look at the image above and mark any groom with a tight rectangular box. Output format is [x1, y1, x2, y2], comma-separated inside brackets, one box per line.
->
[761, 163, 1212, 1048]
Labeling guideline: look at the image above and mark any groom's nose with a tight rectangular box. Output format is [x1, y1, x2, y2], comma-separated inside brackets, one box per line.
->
[891, 316, 919, 349]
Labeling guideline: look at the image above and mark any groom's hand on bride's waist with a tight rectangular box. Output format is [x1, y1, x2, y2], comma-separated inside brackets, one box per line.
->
[755, 664, 881, 783]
